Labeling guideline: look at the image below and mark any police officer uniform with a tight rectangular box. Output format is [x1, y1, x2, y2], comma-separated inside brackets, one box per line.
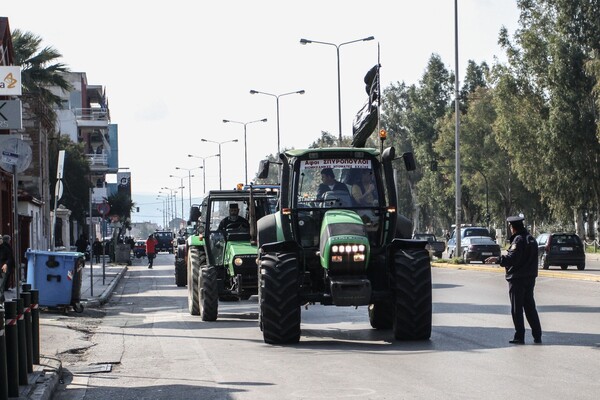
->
[494, 215, 542, 344]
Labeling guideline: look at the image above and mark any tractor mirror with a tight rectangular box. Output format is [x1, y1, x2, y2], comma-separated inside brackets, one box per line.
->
[189, 205, 201, 222]
[402, 152, 416, 171]
[257, 160, 270, 179]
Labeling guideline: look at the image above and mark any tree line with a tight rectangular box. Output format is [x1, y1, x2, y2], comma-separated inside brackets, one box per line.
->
[289, 2, 598, 239]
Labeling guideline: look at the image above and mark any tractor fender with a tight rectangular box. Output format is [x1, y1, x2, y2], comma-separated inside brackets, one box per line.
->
[259, 240, 302, 257]
[395, 214, 413, 239]
[187, 234, 205, 247]
[387, 238, 429, 260]
[257, 212, 292, 248]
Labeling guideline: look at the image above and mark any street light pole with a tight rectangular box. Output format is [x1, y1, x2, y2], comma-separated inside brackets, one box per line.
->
[249, 90, 304, 157]
[169, 175, 186, 222]
[222, 118, 267, 184]
[300, 36, 374, 142]
[161, 186, 178, 230]
[454, 0, 462, 257]
[176, 166, 201, 211]
[157, 193, 170, 225]
[187, 154, 219, 193]
[200, 139, 239, 190]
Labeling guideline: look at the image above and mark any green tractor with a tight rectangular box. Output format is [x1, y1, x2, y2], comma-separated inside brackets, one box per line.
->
[256, 147, 432, 344]
[186, 188, 278, 320]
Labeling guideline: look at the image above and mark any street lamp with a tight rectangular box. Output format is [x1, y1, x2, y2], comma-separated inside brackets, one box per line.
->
[157, 193, 171, 226]
[222, 118, 267, 184]
[161, 186, 179, 230]
[187, 154, 219, 193]
[199, 139, 238, 190]
[300, 35, 374, 142]
[176, 166, 201, 211]
[169, 175, 186, 222]
[454, 0, 462, 256]
[249, 90, 304, 157]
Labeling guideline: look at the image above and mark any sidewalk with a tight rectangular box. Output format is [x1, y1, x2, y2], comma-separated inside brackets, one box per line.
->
[3, 255, 128, 400]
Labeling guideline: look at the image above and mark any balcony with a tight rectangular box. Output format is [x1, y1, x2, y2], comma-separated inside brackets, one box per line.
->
[87, 153, 108, 170]
[75, 108, 109, 128]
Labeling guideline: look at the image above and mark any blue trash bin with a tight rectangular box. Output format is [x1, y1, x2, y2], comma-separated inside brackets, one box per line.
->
[25, 250, 85, 312]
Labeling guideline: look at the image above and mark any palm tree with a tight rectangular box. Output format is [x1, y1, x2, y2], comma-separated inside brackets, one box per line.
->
[11, 29, 72, 115]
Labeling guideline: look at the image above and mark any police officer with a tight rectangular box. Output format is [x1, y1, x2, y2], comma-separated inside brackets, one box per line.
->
[485, 215, 542, 344]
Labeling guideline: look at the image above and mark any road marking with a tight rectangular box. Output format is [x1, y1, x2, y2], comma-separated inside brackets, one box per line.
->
[432, 262, 600, 282]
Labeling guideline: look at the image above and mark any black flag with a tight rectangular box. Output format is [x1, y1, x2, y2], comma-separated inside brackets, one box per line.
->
[352, 64, 380, 148]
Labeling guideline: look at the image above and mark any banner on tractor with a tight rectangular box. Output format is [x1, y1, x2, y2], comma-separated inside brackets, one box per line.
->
[301, 159, 372, 170]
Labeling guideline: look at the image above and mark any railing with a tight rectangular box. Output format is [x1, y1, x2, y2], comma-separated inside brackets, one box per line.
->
[87, 153, 108, 166]
[74, 108, 109, 122]
[584, 239, 600, 253]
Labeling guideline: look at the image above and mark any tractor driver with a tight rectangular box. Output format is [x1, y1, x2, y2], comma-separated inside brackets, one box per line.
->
[218, 203, 250, 231]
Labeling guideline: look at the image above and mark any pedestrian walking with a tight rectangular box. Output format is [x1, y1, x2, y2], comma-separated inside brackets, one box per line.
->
[92, 237, 103, 263]
[146, 234, 158, 269]
[76, 234, 90, 260]
[485, 215, 542, 344]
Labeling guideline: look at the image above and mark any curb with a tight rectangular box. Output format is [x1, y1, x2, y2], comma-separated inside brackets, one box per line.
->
[432, 262, 600, 282]
[25, 356, 62, 400]
[82, 265, 128, 308]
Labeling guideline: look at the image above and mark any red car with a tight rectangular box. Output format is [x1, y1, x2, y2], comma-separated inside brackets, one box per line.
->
[133, 240, 147, 258]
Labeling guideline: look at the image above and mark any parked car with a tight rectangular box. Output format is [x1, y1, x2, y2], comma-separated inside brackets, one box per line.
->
[133, 240, 147, 258]
[447, 226, 491, 258]
[460, 236, 501, 263]
[536, 232, 585, 270]
[412, 233, 445, 258]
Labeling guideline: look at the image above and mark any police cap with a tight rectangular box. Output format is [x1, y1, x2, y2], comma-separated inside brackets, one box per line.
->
[506, 215, 524, 224]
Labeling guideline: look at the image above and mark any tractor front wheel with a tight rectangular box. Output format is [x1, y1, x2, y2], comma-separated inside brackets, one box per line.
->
[200, 266, 219, 321]
[392, 248, 432, 340]
[187, 247, 205, 315]
[259, 252, 301, 344]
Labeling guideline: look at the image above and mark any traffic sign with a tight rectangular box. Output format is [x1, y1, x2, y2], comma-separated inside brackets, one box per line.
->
[97, 202, 110, 215]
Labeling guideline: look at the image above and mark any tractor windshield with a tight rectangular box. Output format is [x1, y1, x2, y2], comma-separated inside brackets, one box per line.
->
[297, 158, 379, 208]
[293, 158, 383, 247]
[207, 199, 250, 265]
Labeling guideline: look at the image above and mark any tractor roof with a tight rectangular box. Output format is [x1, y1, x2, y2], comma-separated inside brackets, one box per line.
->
[205, 189, 277, 201]
[284, 147, 380, 158]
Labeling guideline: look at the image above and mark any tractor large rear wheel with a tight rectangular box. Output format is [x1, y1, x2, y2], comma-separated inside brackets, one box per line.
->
[187, 247, 205, 315]
[259, 252, 301, 344]
[392, 248, 432, 340]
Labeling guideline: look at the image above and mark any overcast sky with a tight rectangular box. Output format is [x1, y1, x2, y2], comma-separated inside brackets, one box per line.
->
[8, 0, 520, 226]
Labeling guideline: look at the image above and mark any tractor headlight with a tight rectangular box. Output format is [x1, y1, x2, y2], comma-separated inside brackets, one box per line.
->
[234, 257, 243, 267]
[330, 243, 366, 263]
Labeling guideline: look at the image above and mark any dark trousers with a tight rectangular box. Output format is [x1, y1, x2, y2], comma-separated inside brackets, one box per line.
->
[148, 253, 155, 267]
[508, 277, 542, 340]
[0, 271, 6, 303]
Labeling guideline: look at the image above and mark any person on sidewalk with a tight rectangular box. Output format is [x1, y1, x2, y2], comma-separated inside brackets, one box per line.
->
[0, 235, 15, 303]
[485, 215, 542, 344]
[76, 234, 90, 260]
[146, 234, 158, 269]
[93, 237, 103, 263]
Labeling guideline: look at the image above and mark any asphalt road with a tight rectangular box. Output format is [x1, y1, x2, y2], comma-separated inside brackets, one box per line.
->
[51, 253, 600, 400]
